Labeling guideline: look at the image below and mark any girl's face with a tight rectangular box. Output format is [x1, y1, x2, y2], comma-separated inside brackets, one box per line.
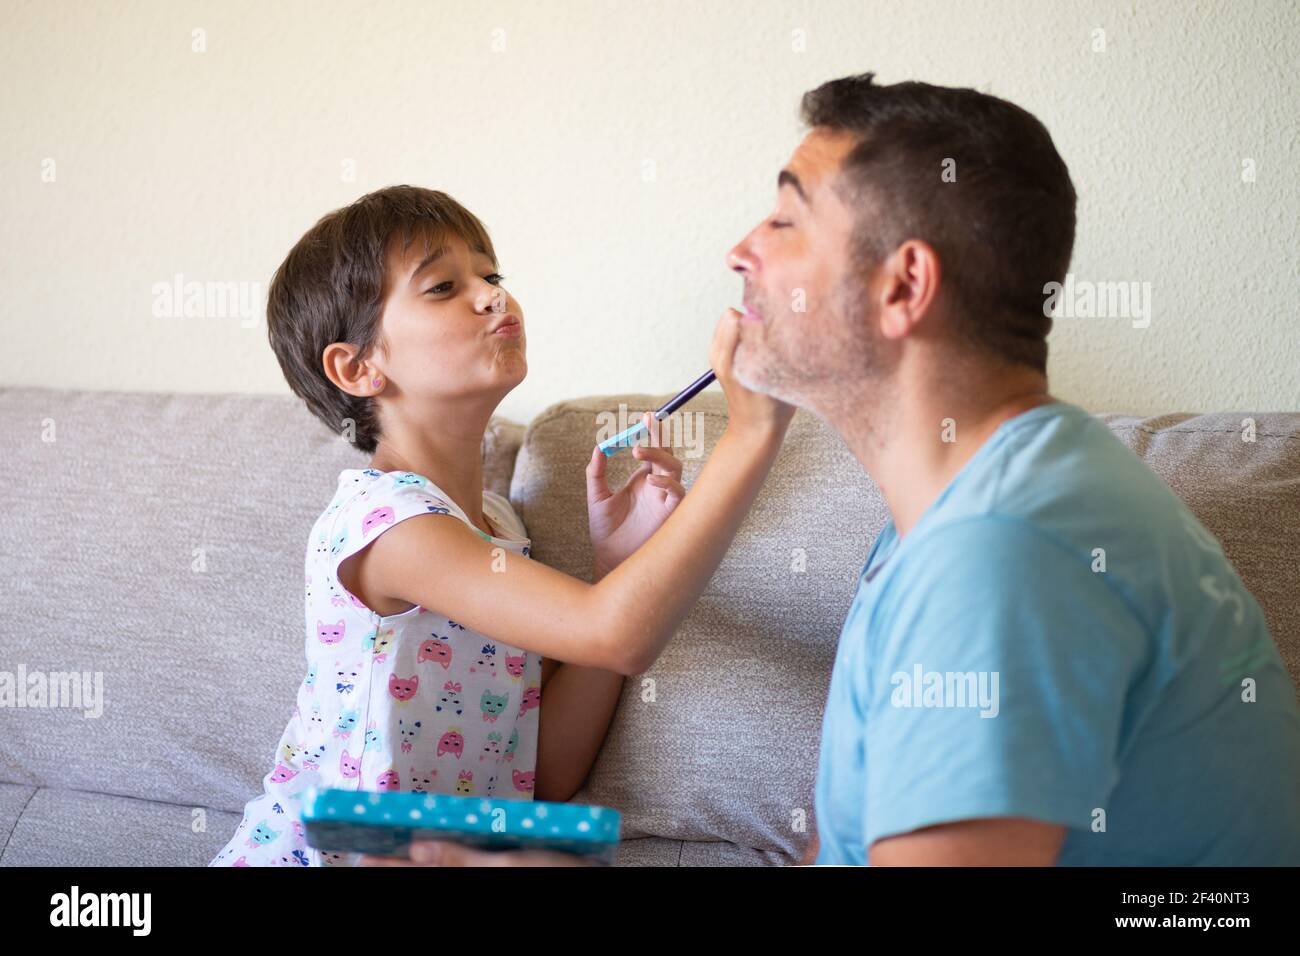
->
[376, 231, 526, 407]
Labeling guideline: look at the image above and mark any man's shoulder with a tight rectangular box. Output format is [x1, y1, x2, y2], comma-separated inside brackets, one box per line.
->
[863, 516, 1088, 627]
[867, 512, 1150, 646]
[917, 405, 1196, 582]
[980, 404, 1178, 533]
[898, 513, 1087, 577]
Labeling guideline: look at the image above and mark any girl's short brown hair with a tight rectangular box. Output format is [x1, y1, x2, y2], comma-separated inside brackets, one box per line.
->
[267, 185, 497, 454]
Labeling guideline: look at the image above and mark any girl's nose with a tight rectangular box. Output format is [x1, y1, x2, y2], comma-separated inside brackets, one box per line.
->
[474, 280, 508, 314]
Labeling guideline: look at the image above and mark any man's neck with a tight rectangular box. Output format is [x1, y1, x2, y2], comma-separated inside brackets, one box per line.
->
[367, 400, 497, 534]
[823, 363, 1054, 538]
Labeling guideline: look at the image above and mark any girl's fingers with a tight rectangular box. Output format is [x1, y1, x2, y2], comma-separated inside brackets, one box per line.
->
[632, 443, 683, 480]
[586, 445, 613, 504]
[647, 474, 686, 500]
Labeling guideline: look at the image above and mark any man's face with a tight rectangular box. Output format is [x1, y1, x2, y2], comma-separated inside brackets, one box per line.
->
[727, 127, 885, 408]
[375, 231, 526, 406]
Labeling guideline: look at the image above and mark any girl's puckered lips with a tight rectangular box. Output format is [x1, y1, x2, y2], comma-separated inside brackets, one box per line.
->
[490, 315, 522, 336]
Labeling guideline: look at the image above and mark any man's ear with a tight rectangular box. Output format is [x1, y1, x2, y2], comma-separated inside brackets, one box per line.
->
[876, 239, 941, 341]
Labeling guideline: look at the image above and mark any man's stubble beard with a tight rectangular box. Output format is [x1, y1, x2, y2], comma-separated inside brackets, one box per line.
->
[734, 276, 889, 423]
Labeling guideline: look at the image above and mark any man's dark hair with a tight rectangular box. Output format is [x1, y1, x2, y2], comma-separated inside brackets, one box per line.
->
[801, 72, 1076, 373]
[266, 185, 497, 454]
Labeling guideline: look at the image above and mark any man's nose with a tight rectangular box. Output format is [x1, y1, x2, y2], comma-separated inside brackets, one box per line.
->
[727, 237, 755, 276]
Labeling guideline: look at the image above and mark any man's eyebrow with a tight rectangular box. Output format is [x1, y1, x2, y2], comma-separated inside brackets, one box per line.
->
[778, 169, 811, 206]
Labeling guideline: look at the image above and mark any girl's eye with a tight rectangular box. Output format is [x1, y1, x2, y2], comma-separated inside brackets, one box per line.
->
[424, 274, 505, 295]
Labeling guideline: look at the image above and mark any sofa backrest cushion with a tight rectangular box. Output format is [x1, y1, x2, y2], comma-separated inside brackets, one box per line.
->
[0, 387, 523, 814]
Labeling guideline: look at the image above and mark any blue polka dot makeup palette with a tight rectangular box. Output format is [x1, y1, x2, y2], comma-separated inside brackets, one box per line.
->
[300, 787, 622, 865]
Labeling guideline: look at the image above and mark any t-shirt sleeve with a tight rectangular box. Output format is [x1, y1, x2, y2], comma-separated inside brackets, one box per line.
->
[861, 516, 1150, 848]
[328, 473, 460, 587]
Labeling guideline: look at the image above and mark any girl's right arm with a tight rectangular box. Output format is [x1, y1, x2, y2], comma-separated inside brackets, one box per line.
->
[359, 309, 795, 675]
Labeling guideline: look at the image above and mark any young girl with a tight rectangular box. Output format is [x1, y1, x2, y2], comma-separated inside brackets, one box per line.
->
[209, 185, 792, 866]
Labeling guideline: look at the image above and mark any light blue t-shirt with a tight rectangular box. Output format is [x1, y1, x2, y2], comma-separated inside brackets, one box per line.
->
[814, 400, 1300, 865]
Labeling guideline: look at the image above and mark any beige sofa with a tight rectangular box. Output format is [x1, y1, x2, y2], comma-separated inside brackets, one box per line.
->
[1, 386, 1297, 866]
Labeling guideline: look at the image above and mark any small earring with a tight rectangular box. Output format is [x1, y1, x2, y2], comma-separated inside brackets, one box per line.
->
[372, 377, 382, 387]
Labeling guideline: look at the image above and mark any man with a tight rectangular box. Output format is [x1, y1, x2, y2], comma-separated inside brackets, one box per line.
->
[728, 72, 1300, 865]
[370, 72, 1300, 867]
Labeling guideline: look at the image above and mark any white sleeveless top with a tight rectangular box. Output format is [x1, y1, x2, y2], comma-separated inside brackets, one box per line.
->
[209, 468, 541, 867]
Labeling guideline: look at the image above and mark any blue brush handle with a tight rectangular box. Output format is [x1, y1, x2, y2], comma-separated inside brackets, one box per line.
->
[598, 421, 648, 457]
[597, 368, 716, 457]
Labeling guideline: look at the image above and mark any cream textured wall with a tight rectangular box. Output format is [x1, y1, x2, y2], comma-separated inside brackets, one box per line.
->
[2, 0, 1297, 423]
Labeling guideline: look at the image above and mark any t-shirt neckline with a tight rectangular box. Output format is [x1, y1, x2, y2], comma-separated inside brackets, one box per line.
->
[872, 399, 1077, 565]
